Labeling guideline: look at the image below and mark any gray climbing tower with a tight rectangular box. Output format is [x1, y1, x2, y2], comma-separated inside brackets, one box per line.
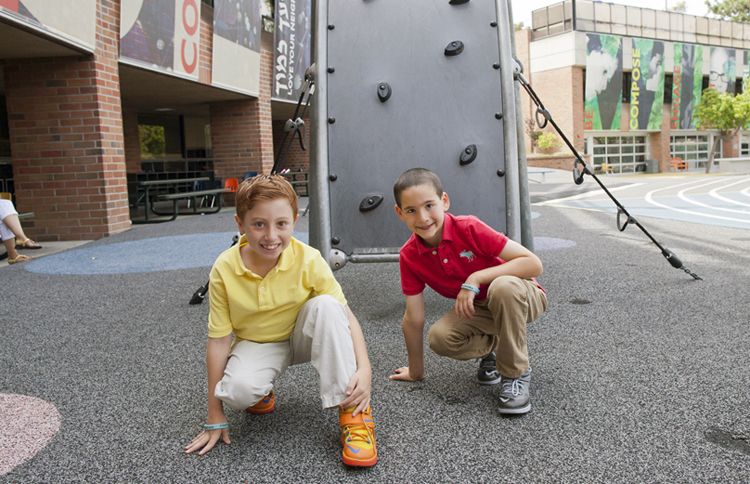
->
[309, 0, 525, 268]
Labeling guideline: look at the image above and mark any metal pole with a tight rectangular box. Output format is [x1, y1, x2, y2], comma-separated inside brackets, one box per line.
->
[310, 0, 333, 265]
[508, 1, 534, 251]
[496, 0, 522, 243]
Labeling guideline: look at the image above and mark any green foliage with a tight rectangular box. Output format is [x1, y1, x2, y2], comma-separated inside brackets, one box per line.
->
[536, 132, 560, 152]
[705, 0, 750, 22]
[138, 125, 166, 159]
[670, 0, 687, 12]
[694, 88, 750, 133]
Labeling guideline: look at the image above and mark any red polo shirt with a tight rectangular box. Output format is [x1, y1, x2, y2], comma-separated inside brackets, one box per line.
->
[400, 213, 514, 300]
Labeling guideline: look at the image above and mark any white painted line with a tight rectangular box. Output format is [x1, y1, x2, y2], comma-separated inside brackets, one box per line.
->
[645, 179, 750, 224]
[708, 177, 750, 208]
[677, 177, 750, 214]
[535, 183, 644, 206]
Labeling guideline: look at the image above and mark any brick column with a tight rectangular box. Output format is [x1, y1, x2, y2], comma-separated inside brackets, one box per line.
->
[210, 31, 274, 185]
[122, 108, 141, 173]
[4, 0, 129, 240]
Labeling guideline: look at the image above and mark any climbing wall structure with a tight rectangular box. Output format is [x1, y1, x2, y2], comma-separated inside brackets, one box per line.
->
[309, 0, 524, 268]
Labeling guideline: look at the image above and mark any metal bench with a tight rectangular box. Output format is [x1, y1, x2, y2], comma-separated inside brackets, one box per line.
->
[282, 171, 309, 196]
[152, 188, 229, 221]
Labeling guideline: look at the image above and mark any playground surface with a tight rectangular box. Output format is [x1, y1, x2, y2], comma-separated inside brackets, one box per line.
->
[2, 171, 749, 482]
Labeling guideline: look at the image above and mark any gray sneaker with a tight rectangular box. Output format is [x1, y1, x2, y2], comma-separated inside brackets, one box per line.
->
[497, 368, 532, 415]
[476, 351, 502, 385]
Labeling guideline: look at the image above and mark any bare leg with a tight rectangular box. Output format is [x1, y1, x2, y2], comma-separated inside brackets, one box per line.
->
[3, 238, 19, 260]
[1, 214, 30, 242]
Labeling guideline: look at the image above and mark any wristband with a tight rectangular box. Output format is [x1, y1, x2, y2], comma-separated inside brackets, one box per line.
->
[460, 283, 480, 295]
[202, 422, 229, 430]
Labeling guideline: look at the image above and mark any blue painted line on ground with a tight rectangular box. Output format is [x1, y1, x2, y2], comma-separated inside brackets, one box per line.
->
[25, 231, 310, 275]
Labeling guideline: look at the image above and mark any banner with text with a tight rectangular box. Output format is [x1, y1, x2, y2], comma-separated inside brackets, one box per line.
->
[671, 43, 703, 129]
[272, 0, 312, 102]
[629, 38, 664, 131]
[120, 0, 201, 79]
[584, 34, 623, 131]
[212, 0, 262, 95]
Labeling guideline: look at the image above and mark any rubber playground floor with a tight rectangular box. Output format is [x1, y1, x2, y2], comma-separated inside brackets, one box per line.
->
[2, 184, 749, 482]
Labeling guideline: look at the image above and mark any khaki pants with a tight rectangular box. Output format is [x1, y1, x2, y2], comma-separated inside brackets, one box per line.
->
[214, 295, 357, 410]
[428, 275, 547, 378]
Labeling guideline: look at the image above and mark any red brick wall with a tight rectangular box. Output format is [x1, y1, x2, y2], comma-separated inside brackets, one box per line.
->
[210, 31, 274, 183]
[122, 108, 140, 173]
[3, 0, 130, 240]
[272, 118, 310, 172]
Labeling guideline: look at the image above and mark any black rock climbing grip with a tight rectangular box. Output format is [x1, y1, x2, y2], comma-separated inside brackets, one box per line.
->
[444, 41, 464, 56]
[459, 144, 477, 166]
[359, 194, 384, 212]
[377, 82, 392, 102]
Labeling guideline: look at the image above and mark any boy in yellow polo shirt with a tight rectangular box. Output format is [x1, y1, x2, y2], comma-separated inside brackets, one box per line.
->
[184, 175, 377, 467]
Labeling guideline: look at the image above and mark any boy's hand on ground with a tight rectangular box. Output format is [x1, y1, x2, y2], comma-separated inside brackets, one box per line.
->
[389, 366, 423, 382]
[455, 289, 476, 319]
[184, 424, 231, 456]
[340, 367, 371, 415]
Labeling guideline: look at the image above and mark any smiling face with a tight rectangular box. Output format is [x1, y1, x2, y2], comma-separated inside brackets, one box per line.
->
[235, 197, 297, 270]
[395, 183, 450, 247]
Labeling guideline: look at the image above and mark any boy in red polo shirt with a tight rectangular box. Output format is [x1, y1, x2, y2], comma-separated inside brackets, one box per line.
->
[389, 168, 548, 415]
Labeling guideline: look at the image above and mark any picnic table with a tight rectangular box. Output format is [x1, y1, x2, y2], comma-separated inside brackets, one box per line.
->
[133, 177, 225, 223]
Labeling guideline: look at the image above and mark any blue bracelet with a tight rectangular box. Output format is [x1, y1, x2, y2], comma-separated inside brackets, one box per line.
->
[202, 422, 229, 431]
[460, 283, 480, 295]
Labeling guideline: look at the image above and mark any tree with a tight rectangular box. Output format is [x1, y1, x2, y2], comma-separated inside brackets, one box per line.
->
[670, 1, 687, 12]
[138, 125, 166, 159]
[705, 0, 750, 23]
[693, 88, 750, 173]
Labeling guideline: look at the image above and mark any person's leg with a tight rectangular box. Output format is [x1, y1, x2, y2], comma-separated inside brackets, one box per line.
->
[485, 276, 547, 378]
[290, 295, 377, 467]
[1, 222, 20, 260]
[289, 295, 356, 408]
[1, 214, 29, 242]
[213, 339, 291, 412]
[428, 307, 497, 361]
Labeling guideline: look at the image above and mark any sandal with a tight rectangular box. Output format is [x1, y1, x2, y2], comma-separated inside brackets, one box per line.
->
[16, 238, 42, 250]
[8, 254, 31, 264]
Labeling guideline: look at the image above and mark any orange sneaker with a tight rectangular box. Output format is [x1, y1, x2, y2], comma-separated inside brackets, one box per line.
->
[339, 405, 377, 467]
[246, 391, 276, 415]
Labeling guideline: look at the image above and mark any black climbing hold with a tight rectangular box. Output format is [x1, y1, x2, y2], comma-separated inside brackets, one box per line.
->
[444, 41, 464, 57]
[497, 170, 505, 177]
[329, 174, 338, 182]
[328, 24, 335, 30]
[331, 237, 341, 245]
[359, 194, 384, 212]
[490, 21, 498, 27]
[495, 112, 503, 120]
[377, 82, 392, 102]
[449, 0, 470, 4]
[327, 67, 335, 73]
[459, 144, 477, 166]
[493, 63, 500, 70]
[328, 117, 336, 124]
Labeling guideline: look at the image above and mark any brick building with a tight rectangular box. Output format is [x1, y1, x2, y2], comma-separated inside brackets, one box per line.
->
[0, 0, 309, 241]
[517, 0, 750, 174]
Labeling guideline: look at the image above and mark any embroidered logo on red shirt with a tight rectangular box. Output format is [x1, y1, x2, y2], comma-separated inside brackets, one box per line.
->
[459, 250, 475, 262]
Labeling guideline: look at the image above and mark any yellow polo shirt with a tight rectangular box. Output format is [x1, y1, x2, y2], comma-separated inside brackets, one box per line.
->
[207, 236, 347, 342]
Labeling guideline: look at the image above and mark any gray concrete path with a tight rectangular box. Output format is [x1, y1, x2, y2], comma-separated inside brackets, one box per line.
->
[2, 175, 749, 482]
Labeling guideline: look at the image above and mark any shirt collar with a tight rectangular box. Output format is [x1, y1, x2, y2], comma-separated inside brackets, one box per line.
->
[233, 235, 296, 276]
[414, 212, 455, 255]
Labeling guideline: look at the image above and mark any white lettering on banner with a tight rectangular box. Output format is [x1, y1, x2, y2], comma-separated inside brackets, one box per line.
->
[174, 0, 200, 76]
[274, 0, 299, 97]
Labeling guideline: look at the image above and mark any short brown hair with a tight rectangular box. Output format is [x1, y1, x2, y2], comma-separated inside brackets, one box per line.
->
[393, 168, 443, 207]
[235, 174, 298, 218]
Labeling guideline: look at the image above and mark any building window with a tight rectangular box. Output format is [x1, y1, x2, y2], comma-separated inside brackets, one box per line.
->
[586, 135, 648, 174]
[740, 132, 750, 156]
[670, 133, 719, 169]
[664, 74, 673, 104]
